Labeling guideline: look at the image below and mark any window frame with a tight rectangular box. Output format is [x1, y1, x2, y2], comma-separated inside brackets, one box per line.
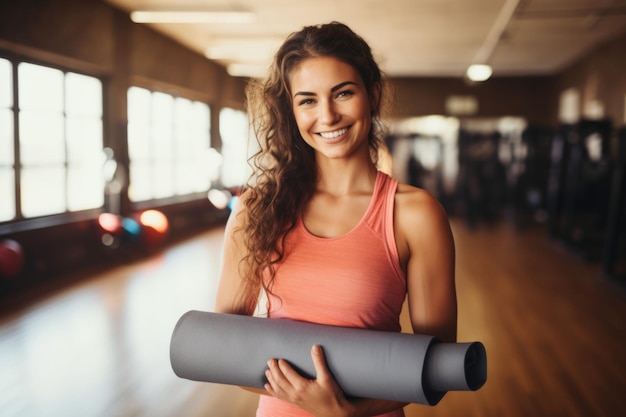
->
[0, 50, 107, 234]
[125, 79, 216, 210]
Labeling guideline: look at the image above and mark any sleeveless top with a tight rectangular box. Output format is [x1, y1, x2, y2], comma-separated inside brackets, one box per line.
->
[257, 171, 407, 417]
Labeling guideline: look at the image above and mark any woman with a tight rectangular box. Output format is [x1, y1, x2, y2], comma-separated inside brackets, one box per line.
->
[215, 22, 457, 417]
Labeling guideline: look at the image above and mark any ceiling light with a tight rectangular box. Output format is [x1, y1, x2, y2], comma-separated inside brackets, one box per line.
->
[130, 11, 255, 24]
[205, 38, 282, 60]
[226, 63, 268, 78]
[466, 64, 493, 82]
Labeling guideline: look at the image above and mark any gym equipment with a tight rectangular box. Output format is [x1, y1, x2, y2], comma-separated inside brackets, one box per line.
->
[456, 130, 507, 226]
[170, 311, 487, 405]
[97, 213, 123, 235]
[510, 125, 553, 228]
[137, 209, 169, 245]
[547, 120, 613, 259]
[97, 213, 123, 247]
[546, 123, 574, 237]
[207, 189, 232, 210]
[121, 217, 142, 242]
[603, 127, 626, 279]
[0, 238, 25, 278]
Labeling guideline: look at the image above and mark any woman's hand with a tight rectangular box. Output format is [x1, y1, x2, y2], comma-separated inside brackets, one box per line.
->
[264, 345, 354, 417]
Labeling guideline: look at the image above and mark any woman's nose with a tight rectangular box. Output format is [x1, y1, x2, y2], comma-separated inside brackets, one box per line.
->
[318, 100, 340, 124]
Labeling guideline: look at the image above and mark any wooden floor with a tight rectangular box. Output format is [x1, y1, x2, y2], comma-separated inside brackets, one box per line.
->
[1, 218, 625, 417]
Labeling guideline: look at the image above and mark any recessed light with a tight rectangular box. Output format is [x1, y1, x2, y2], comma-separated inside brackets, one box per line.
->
[130, 11, 255, 24]
[466, 64, 493, 82]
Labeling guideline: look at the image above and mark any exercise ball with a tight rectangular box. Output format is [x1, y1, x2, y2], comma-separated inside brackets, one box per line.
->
[138, 210, 169, 245]
[97, 213, 123, 235]
[208, 189, 232, 210]
[121, 217, 142, 243]
[0, 239, 25, 278]
[97, 213, 123, 247]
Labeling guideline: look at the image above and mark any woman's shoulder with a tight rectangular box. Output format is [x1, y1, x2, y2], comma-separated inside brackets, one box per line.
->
[395, 182, 445, 216]
[394, 182, 452, 243]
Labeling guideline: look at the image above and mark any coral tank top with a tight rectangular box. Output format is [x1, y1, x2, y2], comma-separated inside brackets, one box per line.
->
[257, 171, 407, 417]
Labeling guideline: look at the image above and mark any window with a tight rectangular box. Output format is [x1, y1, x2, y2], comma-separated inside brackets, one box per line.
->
[219, 107, 254, 188]
[0, 58, 104, 223]
[0, 58, 15, 221]
[127, 86, 213, 202]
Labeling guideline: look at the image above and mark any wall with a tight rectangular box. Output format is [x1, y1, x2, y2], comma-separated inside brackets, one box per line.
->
[556, 31, 626, 128]
[0, 0, 116, 72]
[389, 76, 558, 127]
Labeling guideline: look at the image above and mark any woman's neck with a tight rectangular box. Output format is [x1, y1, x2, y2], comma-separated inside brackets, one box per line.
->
[315, 158, 378, 197]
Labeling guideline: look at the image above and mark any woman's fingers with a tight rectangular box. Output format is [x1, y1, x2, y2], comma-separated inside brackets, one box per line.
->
[310, 345, 331, 384]
[265, 359, 286, 394]
[264, 346, 328, 395]
[264, 359, 279, 394]
[265, 358, 303, 395]
[266, 345, 329, 388]
[264, 347, 350, 416]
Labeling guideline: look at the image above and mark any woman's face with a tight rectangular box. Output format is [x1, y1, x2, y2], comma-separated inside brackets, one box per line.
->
[289, 56, 375, 162]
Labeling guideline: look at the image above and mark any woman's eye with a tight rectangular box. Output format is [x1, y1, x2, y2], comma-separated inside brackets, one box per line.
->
[337, 90, 354, 99]
[298, 98, 315, 106]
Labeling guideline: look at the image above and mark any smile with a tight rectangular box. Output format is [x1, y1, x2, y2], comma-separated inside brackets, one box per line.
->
[319, 127, 348, 139]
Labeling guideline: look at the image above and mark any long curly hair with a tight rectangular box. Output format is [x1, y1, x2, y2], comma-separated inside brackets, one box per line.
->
[236, 21, 389, 315]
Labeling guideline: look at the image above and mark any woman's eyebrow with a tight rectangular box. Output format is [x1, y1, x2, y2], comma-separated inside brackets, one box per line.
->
[331, 81, 357, 92]
[293, 81, 358, 98]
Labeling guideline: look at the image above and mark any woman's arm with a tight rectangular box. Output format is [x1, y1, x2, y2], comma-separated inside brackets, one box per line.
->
[214, 194, 258, 315]
[396, 184, 457, 342]
[214, 195, 268, 397]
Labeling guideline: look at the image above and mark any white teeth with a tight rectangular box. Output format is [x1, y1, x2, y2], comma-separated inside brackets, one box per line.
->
[319, 128, 348, 139]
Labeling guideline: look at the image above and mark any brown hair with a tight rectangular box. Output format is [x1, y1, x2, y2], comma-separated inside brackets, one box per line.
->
[236, 22, 389, 314]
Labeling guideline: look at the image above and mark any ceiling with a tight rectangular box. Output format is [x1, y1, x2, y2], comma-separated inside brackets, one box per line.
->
[102, 0, 626, 78]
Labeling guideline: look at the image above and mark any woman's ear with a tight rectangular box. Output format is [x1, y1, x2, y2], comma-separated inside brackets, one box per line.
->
[369, 82, 382, 115]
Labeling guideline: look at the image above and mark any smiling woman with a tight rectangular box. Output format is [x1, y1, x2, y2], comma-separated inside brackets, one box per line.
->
[213, 22, 458, 417]
[290, 57, 377, 162]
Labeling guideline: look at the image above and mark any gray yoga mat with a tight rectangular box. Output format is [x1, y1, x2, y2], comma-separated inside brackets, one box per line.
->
[170, 311, 487, 405]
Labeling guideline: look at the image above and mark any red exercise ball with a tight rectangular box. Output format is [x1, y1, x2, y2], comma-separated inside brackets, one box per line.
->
[0, 239, 25, 278]
[137, 210, 169, 246]
[97, 213, 123, 236]
[97, 213, 124, 248]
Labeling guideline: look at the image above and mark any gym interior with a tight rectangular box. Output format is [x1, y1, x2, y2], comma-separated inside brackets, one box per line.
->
[1, 1, 625, 416]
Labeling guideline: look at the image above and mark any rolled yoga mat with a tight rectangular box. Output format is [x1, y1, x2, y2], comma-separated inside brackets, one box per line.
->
[170, 311, 487, 405]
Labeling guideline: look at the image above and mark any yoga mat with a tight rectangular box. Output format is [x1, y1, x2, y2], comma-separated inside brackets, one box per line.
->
[170, 311, 486, 405]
